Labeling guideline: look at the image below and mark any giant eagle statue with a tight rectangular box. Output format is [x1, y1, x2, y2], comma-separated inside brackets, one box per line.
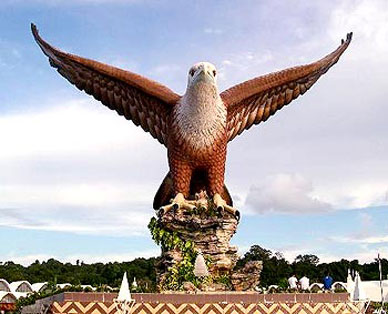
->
[32, 24, 352, 220]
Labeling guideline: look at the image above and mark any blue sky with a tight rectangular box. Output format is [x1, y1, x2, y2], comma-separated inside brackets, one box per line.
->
[1, 0, 387, 266]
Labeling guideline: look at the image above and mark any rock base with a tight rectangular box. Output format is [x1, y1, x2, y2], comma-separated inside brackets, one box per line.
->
[231, 261, 263, 291]
[156, 209, 239, 289]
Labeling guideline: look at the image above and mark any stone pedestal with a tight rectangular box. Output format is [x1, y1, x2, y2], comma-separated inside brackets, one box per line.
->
[231, 261, 263, 291]
[155, 209, 239, 288]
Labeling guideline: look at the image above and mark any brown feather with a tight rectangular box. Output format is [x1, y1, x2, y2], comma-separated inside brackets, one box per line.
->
[221, 33, 353, 141]
[31, 23, 181, 147]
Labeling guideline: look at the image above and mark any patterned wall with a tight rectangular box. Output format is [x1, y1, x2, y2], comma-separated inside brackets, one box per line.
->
[0, 303, 16, 312]
[50, 300, 365, 314]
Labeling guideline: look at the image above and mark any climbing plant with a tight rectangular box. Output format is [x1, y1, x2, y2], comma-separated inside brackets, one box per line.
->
[148, 217, 207, 290]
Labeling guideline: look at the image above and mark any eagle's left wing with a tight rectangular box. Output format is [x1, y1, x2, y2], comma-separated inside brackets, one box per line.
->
[221, 33, 352, 142]
[31, 23, 181, 146]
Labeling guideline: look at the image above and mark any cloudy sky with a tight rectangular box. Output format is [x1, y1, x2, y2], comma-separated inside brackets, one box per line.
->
[1, 0, 387, 266]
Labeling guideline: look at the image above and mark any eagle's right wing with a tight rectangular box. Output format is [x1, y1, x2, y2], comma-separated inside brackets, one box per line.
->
[32, 23, 181, 146]
[222, 33, 352, 142]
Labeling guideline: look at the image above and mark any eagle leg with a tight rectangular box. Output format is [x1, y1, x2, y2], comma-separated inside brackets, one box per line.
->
[158, 193, 197, 217]
[213, 193, 240, 221]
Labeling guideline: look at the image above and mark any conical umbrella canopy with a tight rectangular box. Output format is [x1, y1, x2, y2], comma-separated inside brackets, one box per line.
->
[117, 272, 132, 301]
[194, 252, 209, 277]
[353, 272, 366, 301]
[347, 269, 354, 296]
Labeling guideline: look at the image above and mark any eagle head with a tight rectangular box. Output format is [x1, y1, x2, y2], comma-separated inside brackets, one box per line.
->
[187, 62, 217, 89]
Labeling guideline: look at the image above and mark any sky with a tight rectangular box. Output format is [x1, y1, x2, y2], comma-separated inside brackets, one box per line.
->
[0, 0, 387, 267]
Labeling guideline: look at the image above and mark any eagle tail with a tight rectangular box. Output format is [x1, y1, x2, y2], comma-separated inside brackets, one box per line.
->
[153, 172, 233, 210]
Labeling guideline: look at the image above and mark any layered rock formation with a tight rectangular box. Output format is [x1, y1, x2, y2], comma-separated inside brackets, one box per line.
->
[231, 261, 263, 291]
[156, 208, 239, 289]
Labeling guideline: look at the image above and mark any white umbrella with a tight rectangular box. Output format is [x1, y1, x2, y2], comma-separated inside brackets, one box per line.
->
[114, 272, 135, 314]
[117, 272, 132, 302]
[353, 272, 367, 301]
[347, 269, 355, 299]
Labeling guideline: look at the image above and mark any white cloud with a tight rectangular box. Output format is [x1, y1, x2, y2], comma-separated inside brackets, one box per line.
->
[243, 174, 388, 215]
[0, 99, 151, 159]
[0, 99, 167, 236]
[0, 183, 153, 208]
[328, 0, 388, 59]
[330, 235, 388, 245]
[314, 183, 388, 210]
[245, 173, 332, 214]
[319, 245, 388, 263]
[0, 202, 153, 236]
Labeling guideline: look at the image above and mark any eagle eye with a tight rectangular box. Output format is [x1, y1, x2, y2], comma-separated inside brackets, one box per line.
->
[213, 70, 216, 76]
[189, 69, 195, 76]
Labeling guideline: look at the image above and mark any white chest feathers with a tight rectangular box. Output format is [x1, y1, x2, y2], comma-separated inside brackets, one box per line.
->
[175, 96, 227, 151]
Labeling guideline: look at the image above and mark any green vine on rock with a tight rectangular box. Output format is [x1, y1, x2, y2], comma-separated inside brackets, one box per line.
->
[148, 217, 205, 290]
[148, 217, 186, 251]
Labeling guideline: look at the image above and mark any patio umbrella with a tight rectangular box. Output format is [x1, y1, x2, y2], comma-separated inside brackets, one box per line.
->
[353, 272, 367, 301]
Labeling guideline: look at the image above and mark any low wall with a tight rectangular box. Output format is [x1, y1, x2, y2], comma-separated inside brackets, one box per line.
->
[0, 303, 16, 312]
[22, 292, 366, 314]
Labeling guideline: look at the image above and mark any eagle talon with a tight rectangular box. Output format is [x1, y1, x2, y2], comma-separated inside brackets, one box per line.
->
[158, 203, 175, 215]
[213, 193, 239, 221]
[235, 210, 241, 222]
[217, 206, 225, 218]
[216, 204, 224, 216]
[159, 193, 197, 217]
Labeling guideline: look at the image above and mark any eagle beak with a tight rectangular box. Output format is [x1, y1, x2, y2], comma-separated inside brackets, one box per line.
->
[194, 68, 213, 83]
[197, 68, 206, 76]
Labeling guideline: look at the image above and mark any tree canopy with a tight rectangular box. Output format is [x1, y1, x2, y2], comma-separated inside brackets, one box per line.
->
[0, 257, 157, 292]
[238, 245, 387, 287]
[0, 245, 386, 291]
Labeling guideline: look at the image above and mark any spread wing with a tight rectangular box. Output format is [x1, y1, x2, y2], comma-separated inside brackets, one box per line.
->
[31, 23, 181, 146]
[222, 33, 352, 142]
